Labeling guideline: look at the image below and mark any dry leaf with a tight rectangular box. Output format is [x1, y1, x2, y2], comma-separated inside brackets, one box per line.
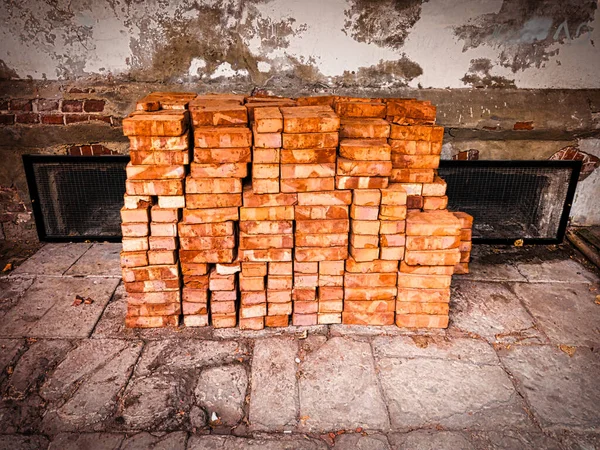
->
[559, 344, 576, 357]
[595, 295, 600, 305]
[2, 263, 13, 273]
[514, 239, 524, 247]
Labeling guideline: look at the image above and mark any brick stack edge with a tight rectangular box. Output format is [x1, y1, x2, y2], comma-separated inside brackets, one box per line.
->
[120, 92, 473, 330]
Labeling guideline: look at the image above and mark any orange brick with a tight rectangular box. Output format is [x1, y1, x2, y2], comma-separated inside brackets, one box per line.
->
[240, 303, 267, 318]
[239, 275, 265, 291]
[194, 127, 252, 148]
[334, 101, 386, 118]
[267, 290, 292, 303]
[179, 249, 236, 264]
[460, 240, 472, 253]
[295, 205, 348, 220]
[292, 288, 317, 301]
[379, 220, 406, 235]
[345, 272, 397, 287]
[349, 246, 379, 262]
[127, 291, 180, 305]
[129, 133, 190, 151]
[156, 196, 185, 209]
[296, 219, 349, 234]
[120, 251, 148, 268]
[150, 222, 177, 237]
[397, 272, 452, 289]
[352, 189, 381, 206]
[178, 221, 234, 237]
[454, 262, 469, 274]
[280, 177, 335, 192]
[318, 287, 344, 301]
[126, 179, 183, 196]
[186, 193, 242, 209]
[339, 139, 391, 161]
[252, 178, 280, 194]
[280, 148, 337, 164]
[350, 220, 380, 235]
[349, 233, 379, 249]
[318, 313, 342, 324]
[125, 315, 178, 328]
[460, 228, 472, 241]
[190, 103, 247, 127]
[243, 188, 298, 207]
[182, 289, 209, 304]
[295, 246, 348, 262]
[453, 211, 474, 229]
[318, 275, 343, 286]
[121, 222, 148, 238]
[212, 315, 237, 328]
[339, 118, 390, 138]
[390, 169, 435, 183]
[183, 275, 210, 290]
[239, 316, 265, 330]
[293, 274, 319, 288]
[280, 163, 336, 179]
[345, 257, 398, 273]
[294, 301, 318, 314]
[120, 207, 150, 223]
[397, 287, 451, 303]
[190, 162, 248, 178]
[241, 262, 267, 277]
[295, 233, 348, 247]
[148, 236, 177, 251]
[390, 140, 434, 155]
[404, 248, 461, 266]
[280, 106, 340, 133]
[193, 147, 251, 164]
[379, 234, 406, 247]
[253, 147, 280, 163]
[124, 279, 180, 293]
[254, 130, 282, 148]
[422, 176, 447, 197]
[186, 177, 242, 194]
[268, 302, 292, 316]
[423, 196, 448, 210]
[181, 301, 208, 315]
[239, 248, 293, 262]
[395, 314, 448, 329]
[123, 110, 188, 137]
[240, 206, 294, 221]
[182, 207, 239, 223]
[406, 195, 424, 209]
[269, 261, 294, 275]
[406, 235, 460, 251]
[297, 190, 352, 206]
[294, 261, 318, 273]
[319, 260, 345, 276]
[180, 262, 210, 276]
[239, 234, 294, 250]
[350, 205, 379, 220]
[399, 262, 454, 275]
[344, 286, 396, 301]
[292, 313, 318, 326]
[337, 158, 392, 177]
[342, 311, 394, 326]
[379, 246, 405, 261]
[344, 300, 395, 313]
[150, 207, 179, 223]
[379, 205, 407, 221]
[123, 195, 153, 210]
[295, 96, 337, 106]
[239, 220, 294, 235]
[406, 211, 461, 236]
[208, 274, 236, 292]
[381, 184, 408, 206]
[211, 291, 237, 302]
[282, 132, 339, 149]
[252, 163, 280, 179]
[254, 107, 283, 133]
[336, 176, 389, 190]
[395, 302, 449, 315]
[265, 315, 289, 327]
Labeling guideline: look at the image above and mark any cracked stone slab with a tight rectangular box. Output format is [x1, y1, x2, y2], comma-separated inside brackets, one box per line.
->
[186, 434, 327, 449]
[64, 243, 122, 277]
[196, 364, 248, 427]
[468, 430, 563, 450]
[0, 435, 49, 450]
[515, 259, 599, 284]
[498, 344, 600, 431]
[249, 337, 299, 431]
[212, 325, 328, 340]
[298, 337, 389, 432]
[40, 339, 142, 432]
[0, 394, 47, 434]
[334, 433, 391, 449]
[559, 432, 600, 450]
[512, 282, 600, 346]
[457, 259, 527, 282]
[120, 431, 188, 449]
[388, 430, 475, 450]
[450, 281, 545, 344]
[373, 336, 532, 430]
[0, 276, 120, 338]
[48, 432, 124, 450]
[0, 339, 24, 377]
[11, 243, 92, 276]
[5, 340, 73, 398]
[0, 277, 34, 316]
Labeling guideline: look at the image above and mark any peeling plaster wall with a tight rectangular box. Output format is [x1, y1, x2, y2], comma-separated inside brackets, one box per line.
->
[0, 0, 598, 89]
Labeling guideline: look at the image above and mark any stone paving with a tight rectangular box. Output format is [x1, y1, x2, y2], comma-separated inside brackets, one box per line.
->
[0, 243, 599, 449]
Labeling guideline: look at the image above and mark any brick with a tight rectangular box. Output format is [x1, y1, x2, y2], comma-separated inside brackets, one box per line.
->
[336, 158, 392, 177]
[239, 248, 293, 262]
[150, 222, 178, 237]
[296, 219, 349, 234]
[239, 234, 293, 249]
[120, 251, 148, 268]
[379, 234, 406, 247]
[395, 302, 449, 315]
[294, 301, 318, 314]
[390, 140, 434, 155]
[344, 287, 397, 301]
[0, 114, 15, 125]
[379, 220, 405, 235]
[292, 288, 317, 301]
[254, 130, 282, 148]
[265, 315, 289, 327]
[395, 314, 448, 329]
[253, 147, 280, 163]
[406, 235, 460, 251]
[319, 260, 345, 275]
[460, 240, 472, 253]
[267, 274, 294, 290]
[339, 139, 391, 161]
[122, 237, 149, 252]
[280, 177, 335, 192]
[150, 207, 179, 223]
[181, 263, 210, 276]
[16, 113, 40, 124]
[280, 163, 336, 179]
[423, 196, 448, 210]
[349, 246, 379, 262]
[269, 261, 294, 276]
[10, 99, 32, 111]
[84, 99, 105, 112]
[60, 99, 82, 112]
[212, 315, 237, 328]
[254, 107, 283, 133]
[342, 311, 394, 326]
[295, 233, 348, 247]
[252, 178, 280, 194]
[209, 276, 236, 292]
[399, 183, 423, 196]
[240, 303, 267, 318]
[339, 118, 390, 138]
[183, 275, 210, 290]
[318, 287, 344, 302]
[282, 132, 338, 149]
[292, 313, 318, 326]
[453, 211, 474, 229]
[397, 287, 451, 303]
[126, 163, 185, 180]
[126, 315, 178, 328]
[422, 176, 447, 196]
[179, 248, 236, 263]
[350, 204, 379, 220]
[129, 133, 190, 151]
[190, 162, 248, 178]
[280, 148, 337, 164]
[454, 262, 469, 274]
[381, 184, 407, 205]
[157, 196, 185, 209]
[390, 169, 435, 183]
[239, 220, 293, 235]
[121, 222, 148, 237]
[186, 177, 242, 194]
[182, 288, 209, 303]
[404, 248, 461, 266]
[318, 275, 343, 286]
[350, 219, 380, 235]
[336, 176, 389, 190]
[122, 264, 179, 283]
[352, 189, 381, 206]
[40, 114, 64, 125]
[406, 195, 424, 209]
[406, 210, 461, 236]
[130, 150, 190, 166]
[334, 101, 386, 118]
[149, 236, 177, 250]
[190, 103, 247, 126]
[193, 147, 251, 163]
[379, 246, 405, 260]
[216, 262, 241, 275]
[124, 279, 180, 293]
[179, 235, 236, 250]
[295, 246, 348, 262]
[241, 262, 267, 277]
[349, 233, 379, 249]
[295, 205, 348, 220]
[243, 188, 298, 207]
[345, 300, 395, 313]
[120, 207, 150, 223]
[182, 207, 239, 223]
[460, 228, 472, 241]
[123, 110, 188, 136]
[345, 257, 398, 273]
[268, 302, 292, 316]
[293, 273, 319, 287]
[318, 299, 343, 312]
[294, 261, 318, 273]
[295, 95, 336, 106]
[397, 272, 452, 289]
[186, 193, 242, 209]
[240, 206, 294, 221]
[379, 205, 407, 221]
[194, 127, 252, 147]
[148, 250, 177, 265]
[127, 291, 180, 305]
[318, 313, 342, 324]
[281, 106, 340, 133]
[190, 93, 244, 107]
[345, 272, 397, 287]
[178, 221, 235, 237]
[252, 163, 280, 179]
[126, 179, 183, 196]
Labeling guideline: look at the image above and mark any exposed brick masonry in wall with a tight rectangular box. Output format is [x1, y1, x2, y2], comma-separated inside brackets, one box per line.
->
[0, 98, 113, 126]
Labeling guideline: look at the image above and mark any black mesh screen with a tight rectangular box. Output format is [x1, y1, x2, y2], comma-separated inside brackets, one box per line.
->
[438, 161, 580, 242]
[24, 156, 128, 240]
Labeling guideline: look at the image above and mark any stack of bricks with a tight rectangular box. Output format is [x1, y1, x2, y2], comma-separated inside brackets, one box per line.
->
[120, 92, 474, 330]
[180, 94, 250, 327]
[120, 92, 195, 328]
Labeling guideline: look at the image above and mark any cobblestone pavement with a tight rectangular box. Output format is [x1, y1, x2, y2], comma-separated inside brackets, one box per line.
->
[0, 243, 599, 449]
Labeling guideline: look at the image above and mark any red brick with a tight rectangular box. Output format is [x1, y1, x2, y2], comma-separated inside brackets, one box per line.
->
[0, 114, 15, 125]
[37, 99, 59, 112]
[41, 114, 65, 125]
[62, 100, 84, 112]
[84, 99, 106, 112]
[10, 99, 32, 111]
[16, 113, 39, 124]
[65, 114, 89, 124]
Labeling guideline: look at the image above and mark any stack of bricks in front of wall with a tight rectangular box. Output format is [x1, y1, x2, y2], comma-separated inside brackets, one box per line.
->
[120, 92, 473, 329]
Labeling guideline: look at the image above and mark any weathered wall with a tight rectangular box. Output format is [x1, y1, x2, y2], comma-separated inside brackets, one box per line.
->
[0, 0, 599, 241]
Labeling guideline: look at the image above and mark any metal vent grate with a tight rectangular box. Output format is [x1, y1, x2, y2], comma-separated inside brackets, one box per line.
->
[23, 155, 129, 242]
[438, 160, 581, 244]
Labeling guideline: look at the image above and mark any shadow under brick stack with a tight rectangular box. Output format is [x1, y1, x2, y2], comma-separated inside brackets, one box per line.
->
[182, 94, 250, 328]
[121, 92, 195, 328]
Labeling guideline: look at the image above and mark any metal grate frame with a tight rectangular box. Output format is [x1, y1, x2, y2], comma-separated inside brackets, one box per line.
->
[23, 155, 129, 242]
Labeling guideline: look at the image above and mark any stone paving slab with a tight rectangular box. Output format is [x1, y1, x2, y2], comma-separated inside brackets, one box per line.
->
[0, 435, 49, 450]
[450, 280, 546, 344]
[512, 282, 600, 346]
[297, 337, 390, 432]
[0, 277, 34, 316]
[514, 258, 599, 284]
[0, 276, 120, 338]
[0, 339, 24, 377]
[47, 432, 124, 450]
[372, 336, 532, 430]
[498, 344, 600, 431]
[64, 243, 122, 277]
[456, 260, 528, 282]
[187, 434, 327, 449]
[11, 243, 92, 276]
